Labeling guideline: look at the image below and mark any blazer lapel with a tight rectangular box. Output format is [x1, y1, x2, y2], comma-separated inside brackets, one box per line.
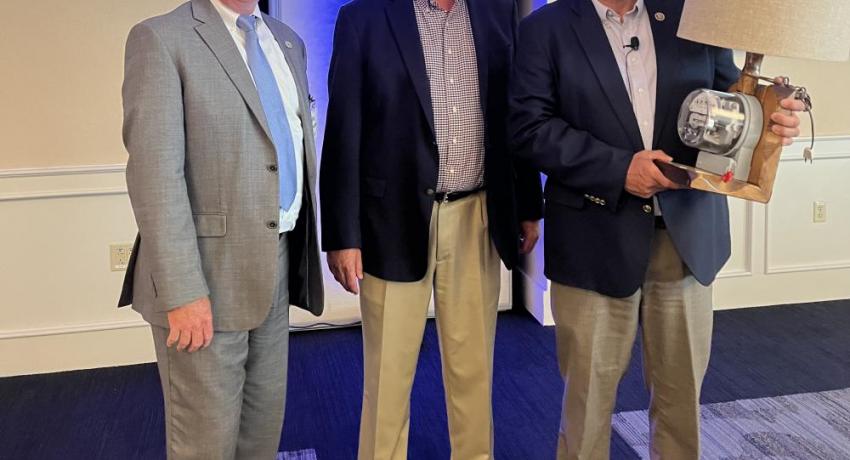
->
[386, 0, 435, 134]
[645, 0, 682, 148]
[191, 0, 274, 143]
[569, 0, 642, 151]
[466, 0, 489, 117]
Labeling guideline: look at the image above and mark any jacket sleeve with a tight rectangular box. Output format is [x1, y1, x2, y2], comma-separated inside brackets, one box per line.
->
[509, 17, 634, 211]
[320, 6, 363, 251]
[122, 23, 209, 311]
[509, 2, 544, 222]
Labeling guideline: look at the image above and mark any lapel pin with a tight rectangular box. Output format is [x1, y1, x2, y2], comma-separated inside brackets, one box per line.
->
[285, 41, 293, 49]
[654, 12, 666, 22]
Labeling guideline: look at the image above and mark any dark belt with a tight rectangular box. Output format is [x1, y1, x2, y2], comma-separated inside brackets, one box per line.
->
[655, 216, 667, 229]
[433, 188, 484, 203]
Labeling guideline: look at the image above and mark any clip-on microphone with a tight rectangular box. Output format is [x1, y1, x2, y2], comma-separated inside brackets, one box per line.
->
[624, 36, 640, 51]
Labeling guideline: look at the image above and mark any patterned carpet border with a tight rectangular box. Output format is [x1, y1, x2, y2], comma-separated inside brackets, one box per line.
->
[278, 449, 318, 460]
[613, 388, 850, 459]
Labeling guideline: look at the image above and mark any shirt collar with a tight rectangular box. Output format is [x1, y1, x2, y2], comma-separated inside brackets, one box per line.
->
[591, 0, 643, 24]
[210, 0, 263, 31]
[417, 0, 463, 13]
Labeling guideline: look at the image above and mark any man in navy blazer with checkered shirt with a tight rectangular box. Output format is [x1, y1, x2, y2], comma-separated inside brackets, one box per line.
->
[320, 0, 543, 458]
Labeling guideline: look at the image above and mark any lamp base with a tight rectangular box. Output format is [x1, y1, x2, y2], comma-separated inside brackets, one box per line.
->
[672, 77, 795, 203]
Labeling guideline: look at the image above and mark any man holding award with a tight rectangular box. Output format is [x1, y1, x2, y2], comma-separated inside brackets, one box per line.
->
[509, 0, 805, 458]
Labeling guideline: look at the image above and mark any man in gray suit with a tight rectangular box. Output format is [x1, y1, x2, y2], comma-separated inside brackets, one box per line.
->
[118, 0, 323, 458]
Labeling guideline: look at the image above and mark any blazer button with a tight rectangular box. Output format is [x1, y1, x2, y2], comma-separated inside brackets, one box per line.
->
[642, 204, 653, 214]
[267, 221, 279, 229]
[425, 188, 435, 196]
[268, 164, 278, 173]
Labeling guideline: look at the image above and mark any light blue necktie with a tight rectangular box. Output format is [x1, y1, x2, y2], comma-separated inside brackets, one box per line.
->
[237, 14, 297, 211]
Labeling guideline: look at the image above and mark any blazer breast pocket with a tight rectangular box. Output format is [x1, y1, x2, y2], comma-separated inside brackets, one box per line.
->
[193, 213, 227, 237]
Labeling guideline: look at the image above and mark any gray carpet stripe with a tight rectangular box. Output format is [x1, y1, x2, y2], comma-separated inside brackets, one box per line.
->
[613, 388, 850, 459]
[277, 449, 318, 460]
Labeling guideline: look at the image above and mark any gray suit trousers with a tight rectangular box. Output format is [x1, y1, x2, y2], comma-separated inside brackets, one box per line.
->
[152, 236, 290, 460]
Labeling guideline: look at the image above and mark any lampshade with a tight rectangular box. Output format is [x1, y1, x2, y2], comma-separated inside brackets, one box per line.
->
[677, 0, 850, 62]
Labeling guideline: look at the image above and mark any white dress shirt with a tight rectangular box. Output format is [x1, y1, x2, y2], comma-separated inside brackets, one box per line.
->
[211, 0, 304, 233]
[592, 0, 663, 215]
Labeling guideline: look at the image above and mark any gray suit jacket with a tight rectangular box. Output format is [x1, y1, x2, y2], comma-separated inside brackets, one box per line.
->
[118, 0, 324, 331]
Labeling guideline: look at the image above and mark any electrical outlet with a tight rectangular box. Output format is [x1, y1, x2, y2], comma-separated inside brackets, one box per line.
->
[813, 201, 827, 224]
[110, 243, 134, 271]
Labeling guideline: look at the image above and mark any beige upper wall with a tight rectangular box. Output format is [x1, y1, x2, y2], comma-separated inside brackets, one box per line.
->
[0, 0, 184, 170]
[0, 2, 848, 169]
[760, 57, 850, 137]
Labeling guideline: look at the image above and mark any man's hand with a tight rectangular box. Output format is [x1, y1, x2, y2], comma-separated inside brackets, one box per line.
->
[772, 77, 806, 146]
[625, 150, 682, 199]
[166, 297, 213, 353]
[519, 220, 541, 255]
[328, 249, 363, 295]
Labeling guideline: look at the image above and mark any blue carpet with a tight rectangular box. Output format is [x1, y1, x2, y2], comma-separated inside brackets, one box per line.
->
[0, 300, 849, 459]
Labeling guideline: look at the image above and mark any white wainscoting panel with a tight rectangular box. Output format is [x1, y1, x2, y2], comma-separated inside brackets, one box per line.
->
[1, 138, 846, 374]
[765, 149, 850, 274]
[522, 137, 850, 325]
[714, 137, 850, 310]
[0, 166, 149, 375]
[0, 165, 511, 376]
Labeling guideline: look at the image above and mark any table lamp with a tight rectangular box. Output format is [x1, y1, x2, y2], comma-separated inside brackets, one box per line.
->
[672, 0, 850, 203]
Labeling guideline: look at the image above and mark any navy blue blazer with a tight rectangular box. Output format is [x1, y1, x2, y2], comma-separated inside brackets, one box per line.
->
[509, 0, 741, 298]
[321, 0, 544, 282]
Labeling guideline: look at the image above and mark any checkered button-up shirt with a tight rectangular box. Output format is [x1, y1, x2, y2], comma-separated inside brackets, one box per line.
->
[413, 0, 486, 193]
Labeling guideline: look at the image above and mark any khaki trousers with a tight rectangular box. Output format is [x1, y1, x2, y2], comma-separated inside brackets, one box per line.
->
[358, 192, 501, 460]
[552, 230, 713, 460]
